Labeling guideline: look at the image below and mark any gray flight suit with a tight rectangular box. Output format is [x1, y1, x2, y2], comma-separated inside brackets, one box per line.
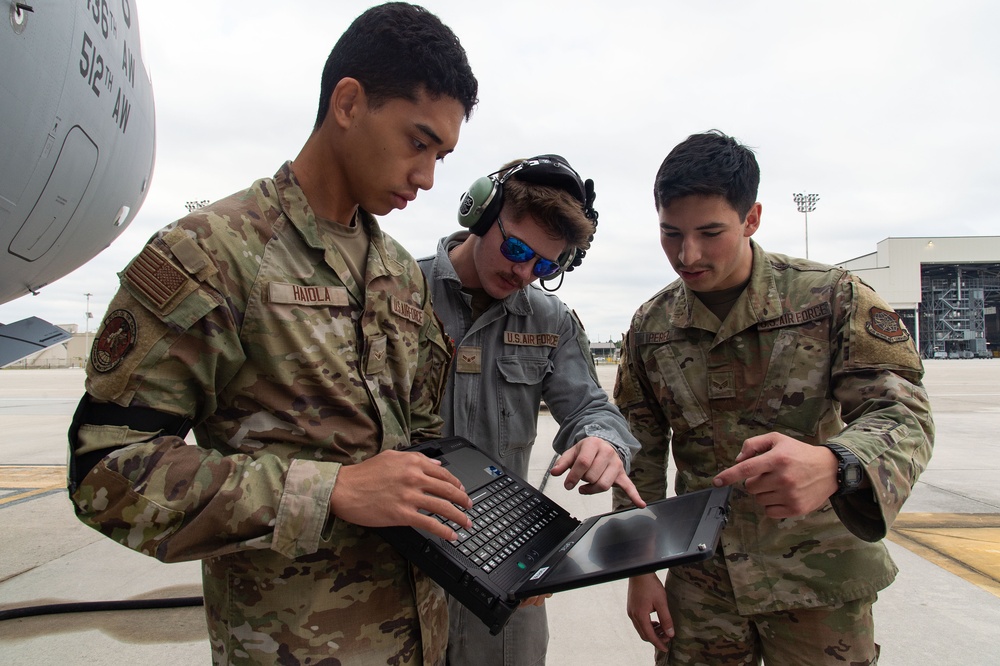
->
[420, 231, 641, 666]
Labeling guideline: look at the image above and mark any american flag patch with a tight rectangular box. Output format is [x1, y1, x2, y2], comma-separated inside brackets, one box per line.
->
[125, 245, 188, 310]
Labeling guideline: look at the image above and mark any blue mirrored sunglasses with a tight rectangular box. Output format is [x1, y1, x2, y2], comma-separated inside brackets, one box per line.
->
[496, 215, 561, 278]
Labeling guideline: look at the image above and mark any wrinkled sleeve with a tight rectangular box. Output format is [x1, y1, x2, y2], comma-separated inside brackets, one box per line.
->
[825, 275, 935, 541]
[541, 308, 641, 471]
[70, 235, 339, 563]
[611, 324, 671, 512]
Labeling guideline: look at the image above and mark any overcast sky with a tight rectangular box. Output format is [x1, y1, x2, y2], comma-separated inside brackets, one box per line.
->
[2, 0, 998, 343]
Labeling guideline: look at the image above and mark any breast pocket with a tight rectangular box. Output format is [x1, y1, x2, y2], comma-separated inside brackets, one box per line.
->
[648, 344, 710, 436]
[753, 328, 831, 437]
[495, 355, 551, 455]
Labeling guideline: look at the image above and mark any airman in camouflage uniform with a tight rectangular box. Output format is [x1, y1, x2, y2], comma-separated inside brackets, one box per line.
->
[67, 4, 479, 664]
[612, 131, 934, 665]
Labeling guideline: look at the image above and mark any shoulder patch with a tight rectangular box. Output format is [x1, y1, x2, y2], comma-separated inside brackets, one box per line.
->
[91, 309, 137, 373]
[865, 306, 910, 343]
[846, 280, 922, 372]
[124, 245, 192, 313]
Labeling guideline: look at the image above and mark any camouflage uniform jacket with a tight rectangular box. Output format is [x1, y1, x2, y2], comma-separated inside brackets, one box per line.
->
[70, 163, 453, 664]
[419, 232, 640, 479]
[612, 241, 934, 615]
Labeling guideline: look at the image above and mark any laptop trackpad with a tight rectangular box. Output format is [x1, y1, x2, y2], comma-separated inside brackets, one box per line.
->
[435, 444, 505, 494]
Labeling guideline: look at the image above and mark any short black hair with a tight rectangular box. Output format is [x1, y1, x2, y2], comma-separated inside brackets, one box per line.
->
[314, 2, 478, 129]
[653, 130, 760, 219]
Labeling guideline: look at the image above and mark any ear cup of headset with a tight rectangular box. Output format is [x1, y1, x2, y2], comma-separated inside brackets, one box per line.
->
[457, 176, 504, 236]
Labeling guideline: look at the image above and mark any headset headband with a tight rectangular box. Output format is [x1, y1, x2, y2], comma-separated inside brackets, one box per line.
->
[456, 154, 599, 288]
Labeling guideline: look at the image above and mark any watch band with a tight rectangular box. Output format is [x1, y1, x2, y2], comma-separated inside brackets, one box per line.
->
[825, 443, 863, 496]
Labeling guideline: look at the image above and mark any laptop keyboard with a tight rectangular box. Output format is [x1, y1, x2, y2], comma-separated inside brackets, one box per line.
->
[438, 475, 560, 573]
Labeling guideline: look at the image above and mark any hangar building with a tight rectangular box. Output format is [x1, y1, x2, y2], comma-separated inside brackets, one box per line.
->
[836, 237, 1000, 358]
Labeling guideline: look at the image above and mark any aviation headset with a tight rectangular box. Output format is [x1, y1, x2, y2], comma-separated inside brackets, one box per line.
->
[456, 155, 598, 287]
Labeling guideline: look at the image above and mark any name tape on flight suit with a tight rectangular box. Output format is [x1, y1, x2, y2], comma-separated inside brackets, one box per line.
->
[503, 331, 560, 347]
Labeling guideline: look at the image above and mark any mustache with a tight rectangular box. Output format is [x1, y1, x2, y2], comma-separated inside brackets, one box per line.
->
[501, 272, 524, 289]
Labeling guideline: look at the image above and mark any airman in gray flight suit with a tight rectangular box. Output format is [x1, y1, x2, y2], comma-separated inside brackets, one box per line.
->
[419, 155, 645, 666]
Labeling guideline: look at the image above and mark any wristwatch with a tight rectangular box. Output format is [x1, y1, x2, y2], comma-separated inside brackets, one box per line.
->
[824, 443, 864, 496]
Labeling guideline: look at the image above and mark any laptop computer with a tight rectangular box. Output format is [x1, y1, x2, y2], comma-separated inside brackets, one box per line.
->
[376, 436, 731, 635]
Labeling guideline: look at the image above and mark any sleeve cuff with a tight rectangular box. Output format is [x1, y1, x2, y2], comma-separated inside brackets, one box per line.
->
[271, 459, 341, 559]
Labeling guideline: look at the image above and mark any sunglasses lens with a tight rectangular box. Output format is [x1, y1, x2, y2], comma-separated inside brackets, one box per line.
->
[499, 228, 561, 278]
[533, 258, 560, 278]
[500, 237, 534, 263]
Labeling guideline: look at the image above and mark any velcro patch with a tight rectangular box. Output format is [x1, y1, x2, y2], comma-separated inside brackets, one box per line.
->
[866, 307, 910, 343]
[365, 335, 387, 375]
[504, 331, 559, 347]
[708, 371, 736, 400]
[269, 282, 349, 307]
[166, 232, 216, 280]
[124, 245, 189, 311]
[390, 296, 425, 326]
[758, 302, 833, 331]
[91, 309, 137, 373]
[636, 331, 672, 345]
[456, 346, 482, 373]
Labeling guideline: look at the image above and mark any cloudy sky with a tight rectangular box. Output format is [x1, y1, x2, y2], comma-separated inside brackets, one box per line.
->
[2, 0, 998, 343]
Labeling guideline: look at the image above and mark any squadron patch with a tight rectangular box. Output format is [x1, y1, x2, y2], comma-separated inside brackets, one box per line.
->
[92, 309, 137, 373]
[865, 306, 910, 343]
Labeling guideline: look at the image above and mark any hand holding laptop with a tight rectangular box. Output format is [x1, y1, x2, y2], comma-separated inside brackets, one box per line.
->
[330, 449, 473, 541]
[375, 437, 730, 635]
[548, 436, 647, 508]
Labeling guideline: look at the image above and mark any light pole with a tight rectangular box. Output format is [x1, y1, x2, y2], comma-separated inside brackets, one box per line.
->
[792, 193, 819, 259]
[84, 292, 93, 365]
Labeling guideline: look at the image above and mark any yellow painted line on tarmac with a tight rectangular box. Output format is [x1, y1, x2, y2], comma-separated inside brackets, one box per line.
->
[888, 513, 1000, 599]
[0, 465, 65, 507]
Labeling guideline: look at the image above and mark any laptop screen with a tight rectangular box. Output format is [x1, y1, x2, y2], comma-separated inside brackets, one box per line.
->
[524, 490, 713, 587]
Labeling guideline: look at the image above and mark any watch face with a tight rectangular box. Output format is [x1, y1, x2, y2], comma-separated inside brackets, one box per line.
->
[844, 465, 864, 486]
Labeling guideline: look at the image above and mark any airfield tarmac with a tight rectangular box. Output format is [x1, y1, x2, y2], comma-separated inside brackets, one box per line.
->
[1, 361, 998, 665]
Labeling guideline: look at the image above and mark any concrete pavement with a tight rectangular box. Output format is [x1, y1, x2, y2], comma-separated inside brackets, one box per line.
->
[1, 360, 998, 665]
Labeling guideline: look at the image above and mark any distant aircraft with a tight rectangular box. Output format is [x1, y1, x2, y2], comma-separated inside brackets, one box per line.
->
[0, 0, 155, 365]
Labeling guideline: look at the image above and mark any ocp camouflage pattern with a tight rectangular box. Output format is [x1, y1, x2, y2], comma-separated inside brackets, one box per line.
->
[612, 242, 934, 615]
[71, 163, 453, 664]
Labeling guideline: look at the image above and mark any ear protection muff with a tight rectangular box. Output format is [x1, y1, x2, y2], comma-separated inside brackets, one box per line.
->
[457, 155, 599, 289]
[457, 173, 505, 236]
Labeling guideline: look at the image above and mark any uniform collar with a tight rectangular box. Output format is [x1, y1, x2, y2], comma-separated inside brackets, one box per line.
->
[273, 161, 405, 279]
[669, 240, 783, 334]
